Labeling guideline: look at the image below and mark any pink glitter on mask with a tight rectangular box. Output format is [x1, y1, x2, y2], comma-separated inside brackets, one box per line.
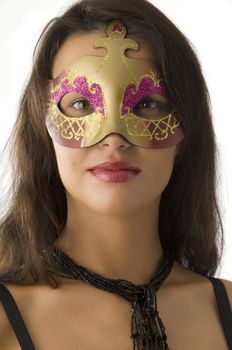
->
[112, 23, 124, 33]
[52, 79, 73, 103]
[121, 76, 168, 115]
[51, 76, 105, 115]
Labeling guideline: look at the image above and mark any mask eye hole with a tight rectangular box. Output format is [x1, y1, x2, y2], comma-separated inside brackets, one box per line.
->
[132, 95, 173, 119]
[58, 91, 94, 118]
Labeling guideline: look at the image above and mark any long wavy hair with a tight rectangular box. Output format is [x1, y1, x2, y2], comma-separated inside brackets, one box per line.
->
[0, 0, 224, 288]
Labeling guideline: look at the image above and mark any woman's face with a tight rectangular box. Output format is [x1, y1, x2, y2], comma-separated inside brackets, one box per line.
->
[50, 30, 180, 215]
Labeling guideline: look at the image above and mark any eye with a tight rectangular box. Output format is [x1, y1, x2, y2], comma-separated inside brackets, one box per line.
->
[137, 98, 159, 110]
[71, 99, 91, 111]
[58, 92, 94, 118]
[133, 97, 172, 119]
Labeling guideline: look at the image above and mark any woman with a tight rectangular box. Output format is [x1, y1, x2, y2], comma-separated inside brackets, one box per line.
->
[0, 0, 231, 349]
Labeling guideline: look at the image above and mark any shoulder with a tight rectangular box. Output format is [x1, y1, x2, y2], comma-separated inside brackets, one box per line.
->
[169, 262, 232, 309]
[0, 282, 37, 325]
[0, 282, 52, 346]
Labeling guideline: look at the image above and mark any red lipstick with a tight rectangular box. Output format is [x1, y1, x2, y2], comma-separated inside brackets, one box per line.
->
[88, 161, 141, 183]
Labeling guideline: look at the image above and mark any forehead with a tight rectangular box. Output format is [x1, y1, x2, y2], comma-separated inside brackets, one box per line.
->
[52, 30, 156, 79]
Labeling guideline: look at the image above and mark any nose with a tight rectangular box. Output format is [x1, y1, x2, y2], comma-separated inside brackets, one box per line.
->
[99, 133, 131, 150]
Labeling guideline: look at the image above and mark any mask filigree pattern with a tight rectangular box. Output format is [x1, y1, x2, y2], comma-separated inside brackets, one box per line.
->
[124, 113, 180, 141]
[48, 104, 102, 140]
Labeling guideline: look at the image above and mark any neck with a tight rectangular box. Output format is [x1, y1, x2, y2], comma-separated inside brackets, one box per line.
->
[55, 197, 165, 285]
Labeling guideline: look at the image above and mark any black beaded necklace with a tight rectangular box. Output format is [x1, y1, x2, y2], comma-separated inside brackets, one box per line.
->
[50, 245, 174, 350]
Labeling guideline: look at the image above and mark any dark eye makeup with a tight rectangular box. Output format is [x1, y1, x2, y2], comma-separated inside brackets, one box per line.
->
[133, 96, 172, 117]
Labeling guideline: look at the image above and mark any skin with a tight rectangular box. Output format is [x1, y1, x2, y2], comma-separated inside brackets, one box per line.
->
[52, 30, 182, 285]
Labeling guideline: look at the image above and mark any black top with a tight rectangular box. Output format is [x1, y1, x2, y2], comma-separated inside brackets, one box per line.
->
[0, 276, 231, 349]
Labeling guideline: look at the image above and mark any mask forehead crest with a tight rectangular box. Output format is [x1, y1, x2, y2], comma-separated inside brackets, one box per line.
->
[93, 20, 139, 58]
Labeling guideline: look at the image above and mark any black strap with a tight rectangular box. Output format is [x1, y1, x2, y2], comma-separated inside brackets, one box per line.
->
[0, 284, 36, 350]
[206, 276, 232, 349]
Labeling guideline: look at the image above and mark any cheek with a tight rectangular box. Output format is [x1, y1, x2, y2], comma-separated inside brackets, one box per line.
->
[142, 148, 176, 195]
[53, 144, 83, 191]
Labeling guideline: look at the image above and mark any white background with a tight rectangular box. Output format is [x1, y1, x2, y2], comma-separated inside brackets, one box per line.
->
[0, 0, 231, 279]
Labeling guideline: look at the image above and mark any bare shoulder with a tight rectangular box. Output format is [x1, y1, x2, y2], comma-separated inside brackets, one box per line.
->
[0, 281, 56, 349]
[158, 263, 232, 349]
[0, 282, 35, 307]
[169, 262, 232, 308]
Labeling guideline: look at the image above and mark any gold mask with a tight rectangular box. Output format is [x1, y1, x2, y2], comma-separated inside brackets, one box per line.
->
[46, 20, 184, 148]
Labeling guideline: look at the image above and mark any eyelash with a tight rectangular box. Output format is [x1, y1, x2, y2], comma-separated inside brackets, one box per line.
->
[70, 98, 162, 111]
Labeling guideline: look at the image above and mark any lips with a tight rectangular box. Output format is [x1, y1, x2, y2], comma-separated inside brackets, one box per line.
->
[87, 161, 141, 183]
[88, 161, 141, 173]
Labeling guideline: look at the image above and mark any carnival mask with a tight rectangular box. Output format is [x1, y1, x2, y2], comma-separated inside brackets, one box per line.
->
[46, 20, 184, 148]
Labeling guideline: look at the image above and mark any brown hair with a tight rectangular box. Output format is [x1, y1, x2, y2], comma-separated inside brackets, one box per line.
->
[0, 0, 224, 288]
